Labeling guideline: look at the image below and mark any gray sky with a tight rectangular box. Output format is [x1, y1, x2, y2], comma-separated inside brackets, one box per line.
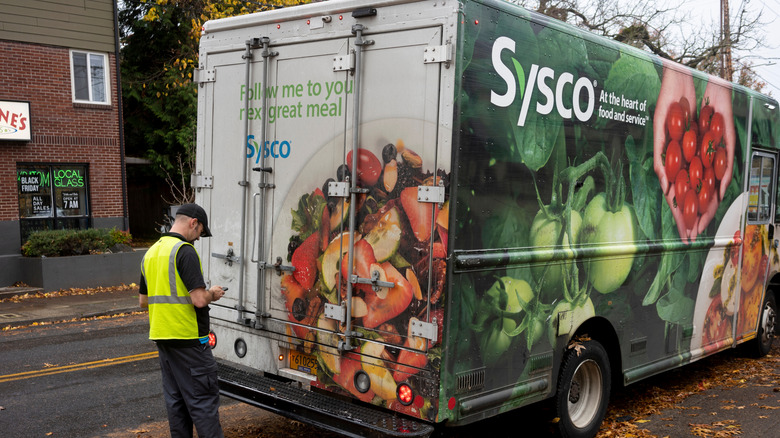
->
[688, 0, 780, 97]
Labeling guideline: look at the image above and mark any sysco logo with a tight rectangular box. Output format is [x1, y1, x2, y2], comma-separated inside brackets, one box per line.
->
[490, 36, 596, 127]
[247, 135, 291, 163]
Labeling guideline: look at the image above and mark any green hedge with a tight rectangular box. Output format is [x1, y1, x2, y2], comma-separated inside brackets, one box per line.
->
[22, 228, 133, 257]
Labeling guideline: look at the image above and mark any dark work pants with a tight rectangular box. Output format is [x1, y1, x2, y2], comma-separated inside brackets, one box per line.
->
[156, 342, 224, 438]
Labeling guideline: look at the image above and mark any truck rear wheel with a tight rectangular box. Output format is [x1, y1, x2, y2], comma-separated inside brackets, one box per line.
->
[554, 339, 610, 438]
[746, 293, 776, 358]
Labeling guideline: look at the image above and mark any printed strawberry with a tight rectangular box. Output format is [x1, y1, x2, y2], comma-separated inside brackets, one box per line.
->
[291, 233, 320, 290]
[400, 187, 438, 242]
[362, 262, 413, 328]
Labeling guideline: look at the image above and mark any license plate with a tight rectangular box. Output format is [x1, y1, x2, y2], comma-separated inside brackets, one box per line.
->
[289, 349, 318, 375]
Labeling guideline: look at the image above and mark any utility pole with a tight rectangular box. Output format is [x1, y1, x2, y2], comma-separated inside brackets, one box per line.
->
[721, 0, 733, 81]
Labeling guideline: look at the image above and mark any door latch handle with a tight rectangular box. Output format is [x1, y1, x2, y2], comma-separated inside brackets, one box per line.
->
[273, 256, 295, 276]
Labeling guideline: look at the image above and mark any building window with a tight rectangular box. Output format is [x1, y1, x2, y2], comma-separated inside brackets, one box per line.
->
[17, 164, 91, 244]
[70, 50, 110, 104]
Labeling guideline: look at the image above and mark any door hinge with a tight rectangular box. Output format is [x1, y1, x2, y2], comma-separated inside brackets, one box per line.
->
[423, 44, 452, 65]
[333, 52, 355, 72]
[191, 173, 213, 189]
[193, 67, 216, 84]
[327, 180, 350, 198]
[417, 185, 445, 204]
[324, 302, 345, 323]
[410, 318, 438, 343]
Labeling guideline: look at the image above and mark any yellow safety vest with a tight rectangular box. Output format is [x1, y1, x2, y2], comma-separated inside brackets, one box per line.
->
[141, 236, 202, 340]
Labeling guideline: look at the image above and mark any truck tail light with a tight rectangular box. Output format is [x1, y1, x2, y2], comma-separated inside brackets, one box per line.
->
[397, 383, 413, 405]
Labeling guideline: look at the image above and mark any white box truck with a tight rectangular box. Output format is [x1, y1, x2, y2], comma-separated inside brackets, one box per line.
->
[192, 0, 780, 436]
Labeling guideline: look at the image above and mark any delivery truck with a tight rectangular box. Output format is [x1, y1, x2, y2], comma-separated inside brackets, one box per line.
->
[191, 0, 780, 436]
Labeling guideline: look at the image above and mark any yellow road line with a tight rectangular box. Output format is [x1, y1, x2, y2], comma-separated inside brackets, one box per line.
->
[0, 351, 158, 383]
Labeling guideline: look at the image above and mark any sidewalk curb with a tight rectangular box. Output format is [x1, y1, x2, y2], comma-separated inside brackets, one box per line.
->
[2, 308, 144, 329]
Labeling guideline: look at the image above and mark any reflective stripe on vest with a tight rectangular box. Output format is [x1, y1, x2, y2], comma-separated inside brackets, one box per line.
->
[147, 240, 192, 305]
[142, 236, 201, 340]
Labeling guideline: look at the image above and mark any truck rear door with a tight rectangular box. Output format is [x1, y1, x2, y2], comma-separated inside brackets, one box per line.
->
[267, 25, 445, 356]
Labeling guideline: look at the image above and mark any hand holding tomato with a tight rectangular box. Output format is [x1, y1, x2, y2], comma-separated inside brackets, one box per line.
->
[693, 81, 735, 236]
[701, 81, 735, 202]
[653, 66, 697, 195]
[654, 65, 697, 243]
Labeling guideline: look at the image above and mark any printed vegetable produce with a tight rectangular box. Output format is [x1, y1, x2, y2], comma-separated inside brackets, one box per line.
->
[282, 140, 447, 411]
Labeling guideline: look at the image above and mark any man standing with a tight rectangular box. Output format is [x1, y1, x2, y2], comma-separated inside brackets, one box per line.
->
[139, 203, 226, 438]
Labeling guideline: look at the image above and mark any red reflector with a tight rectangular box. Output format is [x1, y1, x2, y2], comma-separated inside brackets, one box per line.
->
[448, 397, 457, 410]
[414, 395, 424, 408]
[474, 20, 479, 25]
[397, 384, 413, 405]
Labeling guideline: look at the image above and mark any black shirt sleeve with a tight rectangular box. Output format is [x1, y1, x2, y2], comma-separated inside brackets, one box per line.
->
[139, 275, 148, 295]
[175, 244, 207, 292]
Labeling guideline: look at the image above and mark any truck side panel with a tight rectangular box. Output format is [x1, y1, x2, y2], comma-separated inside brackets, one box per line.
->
[442, 0, 780, 425]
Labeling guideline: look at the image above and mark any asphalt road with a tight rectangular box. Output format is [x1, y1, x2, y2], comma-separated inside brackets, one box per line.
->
[0, 314, 166, 437]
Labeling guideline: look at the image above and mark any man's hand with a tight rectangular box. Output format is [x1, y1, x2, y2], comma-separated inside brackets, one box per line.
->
[191, 285, 226, 308]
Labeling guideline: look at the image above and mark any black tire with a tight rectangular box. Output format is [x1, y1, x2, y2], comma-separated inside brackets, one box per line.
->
[746, 293, 777, 358]
[554, 339, 611, 438]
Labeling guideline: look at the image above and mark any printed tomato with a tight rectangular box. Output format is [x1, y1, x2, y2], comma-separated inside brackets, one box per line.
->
[714, 147, 727, 180]
[699, 104, 714, 132]
[530, 209, 582, 299]
[682, 129, 697, 163]
[702, 167, 716, 194]
[679, 96, 692, 125]
[666, 102, 685, 141]
[683, 190, 698, 230]
[688, 156, 703, 191]
[547, 297, 595, 346]
[581, 194, 636, 294]
[675, 169, 690, 206]
[665, 140, 682, 181]
[710, 112, 725, 145]
[346, 148, 382, 186]
[698, 180, 714, 212]
[700, 131, 715, 168]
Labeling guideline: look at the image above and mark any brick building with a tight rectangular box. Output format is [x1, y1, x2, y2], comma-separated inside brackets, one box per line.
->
[0, 0, 127, 285]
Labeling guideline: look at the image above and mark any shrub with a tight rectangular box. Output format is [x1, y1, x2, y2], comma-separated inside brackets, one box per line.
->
[109, 227, 133, 245]
[22, 228, 133, 257]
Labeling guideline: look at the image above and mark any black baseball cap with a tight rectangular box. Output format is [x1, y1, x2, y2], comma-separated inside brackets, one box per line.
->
[176, 203, 212, 237]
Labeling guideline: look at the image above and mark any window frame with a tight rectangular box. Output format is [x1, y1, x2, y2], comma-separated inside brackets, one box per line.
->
[17, 163, 92, 245]
[69, 49, 111, 105]
[747, 150, 777, 225]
